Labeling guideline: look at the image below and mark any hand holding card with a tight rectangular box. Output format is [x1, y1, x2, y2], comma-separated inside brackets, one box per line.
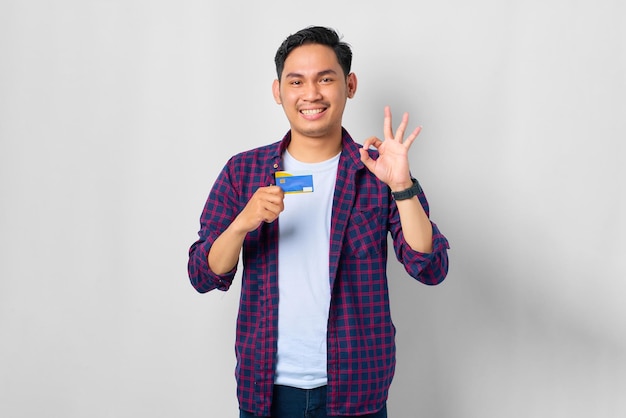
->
[275, 171, 314, 194]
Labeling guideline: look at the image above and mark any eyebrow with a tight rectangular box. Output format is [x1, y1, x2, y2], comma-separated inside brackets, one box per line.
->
[283, 69, 339, 79]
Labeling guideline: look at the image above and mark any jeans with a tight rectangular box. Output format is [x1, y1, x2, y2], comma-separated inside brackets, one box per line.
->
[239, 385, 388, 418]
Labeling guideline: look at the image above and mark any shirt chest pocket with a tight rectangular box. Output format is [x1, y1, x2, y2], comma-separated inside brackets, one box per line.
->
[342, 207, 385, 259]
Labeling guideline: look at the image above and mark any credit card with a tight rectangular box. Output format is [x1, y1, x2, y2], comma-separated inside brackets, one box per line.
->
[275, 171, 314, 194]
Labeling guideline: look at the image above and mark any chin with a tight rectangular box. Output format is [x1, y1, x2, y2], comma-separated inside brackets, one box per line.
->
[299, 128, 331, 138]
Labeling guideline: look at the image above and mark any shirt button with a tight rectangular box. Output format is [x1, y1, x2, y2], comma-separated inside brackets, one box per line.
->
[273, 163, 278, 169]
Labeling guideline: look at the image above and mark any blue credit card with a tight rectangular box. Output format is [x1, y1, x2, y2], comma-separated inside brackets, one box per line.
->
[275, 171, 314, 194]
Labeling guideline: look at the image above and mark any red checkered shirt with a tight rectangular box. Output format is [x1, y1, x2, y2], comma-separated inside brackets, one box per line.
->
[188, 129, 450, 416]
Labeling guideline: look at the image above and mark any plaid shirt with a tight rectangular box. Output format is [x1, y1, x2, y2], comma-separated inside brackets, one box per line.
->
[188, 129, 449, 416]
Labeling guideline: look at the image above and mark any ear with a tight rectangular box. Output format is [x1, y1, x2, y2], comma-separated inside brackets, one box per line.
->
[346, 73, 358, 99]
[272, 79, 282, 104]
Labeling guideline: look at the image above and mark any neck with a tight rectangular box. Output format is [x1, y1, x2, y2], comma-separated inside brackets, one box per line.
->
[287, 132, 342, 163]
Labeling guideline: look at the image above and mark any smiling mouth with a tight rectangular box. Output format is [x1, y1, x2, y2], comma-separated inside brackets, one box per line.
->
[300, 108, 326, 115]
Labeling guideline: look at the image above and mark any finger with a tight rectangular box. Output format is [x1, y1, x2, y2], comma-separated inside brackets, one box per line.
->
[248, 188, 283, 219]
[267, 185, 285, 199]
[257, 185, 284, 203]
[264, 194, 285, 209]
[261, 185, 283, 194]
[261, 200, 284, 222]
[383, 106, 393, 139]
[403, 125, 422, 149]
[362, 136, 383, 150]
[262, 210, 280, 223]
[394, 112, 410, 142]
[359, 147, 370, 163]
[359, 148, 376, 172]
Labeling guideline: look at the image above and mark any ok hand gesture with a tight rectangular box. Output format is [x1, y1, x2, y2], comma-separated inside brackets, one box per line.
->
[359, 106, 422, 191]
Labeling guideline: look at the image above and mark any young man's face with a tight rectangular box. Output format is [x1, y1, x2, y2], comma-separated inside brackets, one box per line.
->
[272, 43, 357, 143]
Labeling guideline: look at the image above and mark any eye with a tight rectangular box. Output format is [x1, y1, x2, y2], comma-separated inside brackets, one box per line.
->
[320, 77, 333, 83]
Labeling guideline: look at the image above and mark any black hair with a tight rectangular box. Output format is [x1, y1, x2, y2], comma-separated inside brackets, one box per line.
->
[274, 26, 352, 80]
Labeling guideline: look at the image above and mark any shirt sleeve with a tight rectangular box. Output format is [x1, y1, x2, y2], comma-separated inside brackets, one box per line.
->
[390, 186, 450, 285]
[187, 162, 240, 293]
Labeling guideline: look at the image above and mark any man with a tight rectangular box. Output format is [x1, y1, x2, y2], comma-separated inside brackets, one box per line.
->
[188, 26, 449, 418]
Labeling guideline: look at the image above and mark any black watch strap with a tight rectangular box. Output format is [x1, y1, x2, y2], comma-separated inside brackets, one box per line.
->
[391, 178, 422, 201]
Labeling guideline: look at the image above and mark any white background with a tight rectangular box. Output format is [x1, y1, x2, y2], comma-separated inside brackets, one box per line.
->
[1, 1, 624, 417]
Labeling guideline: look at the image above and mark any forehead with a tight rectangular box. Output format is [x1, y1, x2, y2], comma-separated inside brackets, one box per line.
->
[282, 43, 341, 75]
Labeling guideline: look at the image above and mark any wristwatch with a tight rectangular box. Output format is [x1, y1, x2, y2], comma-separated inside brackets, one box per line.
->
[391, 178, 422, 201]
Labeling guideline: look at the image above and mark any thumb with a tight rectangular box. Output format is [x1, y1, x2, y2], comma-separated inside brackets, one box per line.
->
[359, 148, 375, 171]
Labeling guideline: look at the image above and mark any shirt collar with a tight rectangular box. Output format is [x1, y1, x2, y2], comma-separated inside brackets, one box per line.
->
[270, 128, 365, 171]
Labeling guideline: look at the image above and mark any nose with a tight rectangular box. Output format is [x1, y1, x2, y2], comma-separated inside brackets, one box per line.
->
[302, 82, 322, 101]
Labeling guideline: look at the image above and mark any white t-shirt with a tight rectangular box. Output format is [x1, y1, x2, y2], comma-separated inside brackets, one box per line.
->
[274, 150, 340, 389]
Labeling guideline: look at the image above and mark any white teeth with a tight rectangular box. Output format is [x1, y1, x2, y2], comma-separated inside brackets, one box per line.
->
[301, 108, 324, 115]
